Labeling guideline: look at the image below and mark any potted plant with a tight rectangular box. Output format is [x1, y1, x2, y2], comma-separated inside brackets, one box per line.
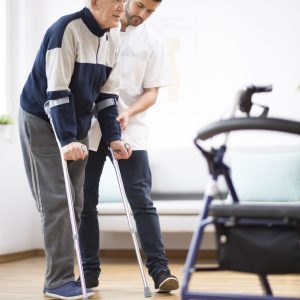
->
[0, 114, 14, 140]
[0, 114, 13, 125]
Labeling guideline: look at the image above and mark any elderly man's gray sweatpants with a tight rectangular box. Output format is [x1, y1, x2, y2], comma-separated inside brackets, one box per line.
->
[18, 108, 88, 289]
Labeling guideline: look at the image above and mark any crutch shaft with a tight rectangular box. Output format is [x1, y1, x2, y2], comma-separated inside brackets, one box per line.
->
[110, 148, 152, 298]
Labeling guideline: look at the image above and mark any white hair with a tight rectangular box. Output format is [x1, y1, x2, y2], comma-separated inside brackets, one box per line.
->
[85, 0, 92, 8]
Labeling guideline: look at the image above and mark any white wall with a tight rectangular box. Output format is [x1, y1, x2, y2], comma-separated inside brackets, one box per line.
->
[147, 0, 300, 148]
[0, 0, 83, 255]
[0, 140, 42, 254]
[1, 0, 300, 255]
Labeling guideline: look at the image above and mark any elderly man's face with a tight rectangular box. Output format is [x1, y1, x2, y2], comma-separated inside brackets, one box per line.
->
[91, 0, 125, 29]
[124, 0, 160, 27]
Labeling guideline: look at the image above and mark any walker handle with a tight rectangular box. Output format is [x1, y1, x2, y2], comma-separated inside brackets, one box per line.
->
[239, 85, 272, 115]
[195, 117, 300, 141]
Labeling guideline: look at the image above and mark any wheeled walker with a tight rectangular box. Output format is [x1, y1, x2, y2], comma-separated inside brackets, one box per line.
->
[181, 85, 300, 300]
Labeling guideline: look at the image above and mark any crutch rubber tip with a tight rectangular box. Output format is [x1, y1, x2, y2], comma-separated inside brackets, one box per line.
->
[144, 287, 152, 298]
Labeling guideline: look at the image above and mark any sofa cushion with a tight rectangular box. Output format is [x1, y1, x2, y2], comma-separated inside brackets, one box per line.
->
[229, 150, 300, 202]
[149, 146, 227, 194]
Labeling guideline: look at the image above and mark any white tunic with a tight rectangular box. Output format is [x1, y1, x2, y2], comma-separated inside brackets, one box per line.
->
[89, 23, 171, 151]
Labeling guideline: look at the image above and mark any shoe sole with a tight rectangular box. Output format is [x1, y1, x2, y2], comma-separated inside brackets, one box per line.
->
[86, 285, 98, 289]
[156, 277, 179, 293]
[44, 290, 94, 299]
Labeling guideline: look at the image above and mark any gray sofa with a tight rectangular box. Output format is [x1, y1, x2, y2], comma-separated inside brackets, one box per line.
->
[97, 143, 300, 250]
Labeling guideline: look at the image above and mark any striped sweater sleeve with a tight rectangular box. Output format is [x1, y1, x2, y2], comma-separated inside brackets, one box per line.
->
[44, 25, 77, 146]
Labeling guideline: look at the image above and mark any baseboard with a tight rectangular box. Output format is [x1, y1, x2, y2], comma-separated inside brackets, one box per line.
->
[0, 248, 216, 263]
[100, 249, 217, 260]
[0, 249, 44, 263]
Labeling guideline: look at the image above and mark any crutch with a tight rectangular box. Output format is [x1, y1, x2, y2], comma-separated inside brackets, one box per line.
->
[48, 116, 89, 300]
[109, 147, 152, 298]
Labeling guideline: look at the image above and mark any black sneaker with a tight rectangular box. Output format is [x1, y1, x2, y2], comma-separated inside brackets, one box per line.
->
[76, 272, 99, 289]
[154, 271, 179, 293]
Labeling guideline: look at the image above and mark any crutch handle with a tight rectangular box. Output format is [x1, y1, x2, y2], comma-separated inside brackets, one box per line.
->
[124, 143, 130, 151]
[110, 141, 132, 159]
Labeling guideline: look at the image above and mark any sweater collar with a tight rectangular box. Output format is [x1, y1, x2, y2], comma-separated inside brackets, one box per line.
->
[81, 7, 110, 37]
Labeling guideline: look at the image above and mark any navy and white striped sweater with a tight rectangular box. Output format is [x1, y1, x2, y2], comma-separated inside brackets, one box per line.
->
[20, 7, 121, 146]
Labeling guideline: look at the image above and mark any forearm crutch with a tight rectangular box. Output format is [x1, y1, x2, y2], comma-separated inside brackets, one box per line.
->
[109, 148, 152, 298]
[49, 117, 89, 300]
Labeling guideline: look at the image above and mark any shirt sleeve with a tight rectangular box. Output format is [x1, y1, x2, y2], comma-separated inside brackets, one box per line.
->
[143, 39, 171, 89]
[45, 25, 77, 146]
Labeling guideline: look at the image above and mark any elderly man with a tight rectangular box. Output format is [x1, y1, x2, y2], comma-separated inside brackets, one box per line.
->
[79, 0, 179, 293]
[18, 0, 130, 298]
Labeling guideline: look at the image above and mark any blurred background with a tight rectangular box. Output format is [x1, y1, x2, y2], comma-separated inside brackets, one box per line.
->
[0, 0, 299, 256]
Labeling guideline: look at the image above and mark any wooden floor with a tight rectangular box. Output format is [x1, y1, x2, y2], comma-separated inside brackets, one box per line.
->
[0, 256, 300, 300]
